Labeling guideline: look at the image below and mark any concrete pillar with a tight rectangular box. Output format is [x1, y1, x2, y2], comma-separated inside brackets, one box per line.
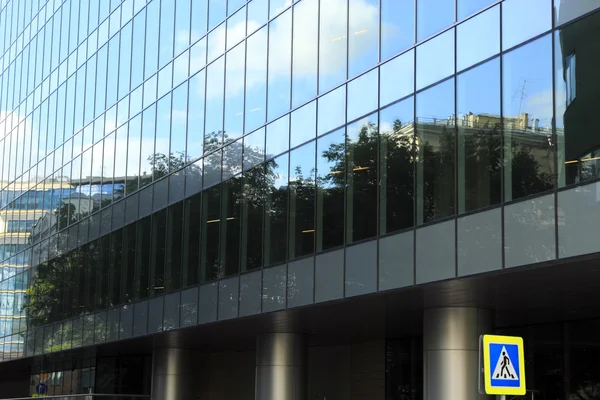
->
[255, 333, 307, 400]
[151, 347, 192, 400]
[423, 307, 493, 400]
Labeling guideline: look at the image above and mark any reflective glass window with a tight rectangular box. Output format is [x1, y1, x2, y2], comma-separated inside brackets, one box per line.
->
[554, 0, 600, 26]
[502, 0, 551, 51]
[416, 29, 454, 90]
[348, 69, 378, 122]
[245, 27, 268, 133]
[244, 128, 266, 171]
[457, 58, 501, 213]
[242, 165, 265, 271]
[150, 209, 167, 297]
[380, 97, 415, 234]
[175, 0, 191, 55]
[267, 9, 292, 120]
[380, 49, 414, 108]
[316, 128, 346, 251]
[346, 112, 378, 243]
[417, 0, 454, 41]
[205, 56, 225, 151]
[201, 185, 220, 281]
[292, 0, 318, 107]
[348, 0, 379, 78]
[224, 43, 246, 142]
[502, 35, 554, 201]
[209, 0, 226, 30]
[457, 5, 500, 72]
[131, 9, 146, 89]
[227, 6, 246, 51]
[317, 85, 346, 136]
[191, 1, 208, 42]
[290, 101, 316, 149]
[171, 82, 188, 171]
[183, 193, 201, 287]
[221, 178, 242, 276]
[319, 0, 347, 94]
[159, 0, 175, 68]
[555, 11, 600, 187]
[188, 71, 206, 161]
[166, 203, 183, 292]
[264, 153, 288, 266]
[381, 0, 415, 61]
[416, 78, 455, 224]
[207, 23, 225, 64]
[289, 141, 316, 259]
[248, 0, 269, 34]
[266, 115, 290, 159]
[144, 0, 160, 79]
[458, 0, 496, 20]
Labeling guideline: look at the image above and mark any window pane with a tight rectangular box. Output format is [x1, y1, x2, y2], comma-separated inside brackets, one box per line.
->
[188, 71, 206, 161]
[205, 56, 225, 150]
[380, 97, 415, 234]
[264, 153, 288, 266]
[243, 127, 266, 171]
[159, 0, 175, 68]
[316, 128, 346, 251]
[319, 0, 347, 94]
[317, 85, 346, 136]
[245, 28, 268, 133]
[224, 43, 245, 142]
[417, 0, 454, 41]
[150, 209, 167, 297]
[555, 0, 600, 25]
[503, 35, 554, 201]
[416, 78, 455, 224]
[145, 0, 159, 78]
[380, 49, 414, 108]
[209, 0, 226, 30]
[221, 177, 242, 276]
[458, 0, 495, 20]
[201, 185, 220, 281]
[183, 193, 201, 287]
[290, 101, 316, 149]
[267, 9, 292, 120]
[457, 58, 501, 213]
[502, 0, 551, 51]
[289, 141, 316, 259]
[381, 0, 415, 61]
[175, 0, 191, 55]
[248, 0, 269, 34]
[171, 82, 188, 170]
[555, 11, 600, 187]
[348, 0, 379, 78]
[292, 0, 318, 107]
[416, 29, 454, 90]
[266, 115, 289, 159]
[347, 69, 378, 122]
[227, 6, 246, 50]
[456, 5, 500, 72]
[346, 113, 378, 243]
[136, 217, 151, 299]
[242, 166, 265, 271]
[165, 203, 183, 292]
[191, 0, 208, 41]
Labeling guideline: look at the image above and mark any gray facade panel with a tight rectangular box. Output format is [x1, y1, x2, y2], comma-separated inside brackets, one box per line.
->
[315, 249, 344, 303]
[345, 240, 377, 297]
[558, 183, 600, 258]
[262, 265, 287, 313]
[287, 257, 314, 308]
[198, 282, 218, 324]
[457, 208, 502, 276]
[379, 231, 414, 291]
[504, 194, 556, 268]
[416, 220, 456, 284]
[218, 277, 239, 321]
[239, 271, 262, 317]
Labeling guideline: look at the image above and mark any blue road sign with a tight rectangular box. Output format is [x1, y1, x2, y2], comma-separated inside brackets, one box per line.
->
[482, 334, 526, 395]
[36, 382, 48, 395]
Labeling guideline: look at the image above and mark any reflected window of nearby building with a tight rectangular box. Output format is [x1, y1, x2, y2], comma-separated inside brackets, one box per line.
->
[565, 53, 576, 106]
[6, 220, 36, 233]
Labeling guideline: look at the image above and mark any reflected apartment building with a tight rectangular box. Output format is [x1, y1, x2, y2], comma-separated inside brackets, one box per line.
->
[1, 0, 600, 399]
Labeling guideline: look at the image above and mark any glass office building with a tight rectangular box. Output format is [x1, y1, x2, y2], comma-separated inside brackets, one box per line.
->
[0, 0, 599, 398]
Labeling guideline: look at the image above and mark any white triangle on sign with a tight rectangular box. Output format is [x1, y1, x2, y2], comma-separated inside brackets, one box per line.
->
[492, 346, 519, 380]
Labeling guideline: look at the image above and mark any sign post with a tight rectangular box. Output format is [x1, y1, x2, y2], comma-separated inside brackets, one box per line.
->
[479, 334, 526, 397]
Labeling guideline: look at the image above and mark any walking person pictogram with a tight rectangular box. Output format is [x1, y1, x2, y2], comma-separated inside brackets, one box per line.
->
[497, 351, 515, 379]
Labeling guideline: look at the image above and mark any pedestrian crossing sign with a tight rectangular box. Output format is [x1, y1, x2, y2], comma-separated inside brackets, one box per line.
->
[482, 334, 526, 395]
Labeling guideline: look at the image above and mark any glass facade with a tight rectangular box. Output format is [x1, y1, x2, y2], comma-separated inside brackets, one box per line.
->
[0, 0, 598, 362]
